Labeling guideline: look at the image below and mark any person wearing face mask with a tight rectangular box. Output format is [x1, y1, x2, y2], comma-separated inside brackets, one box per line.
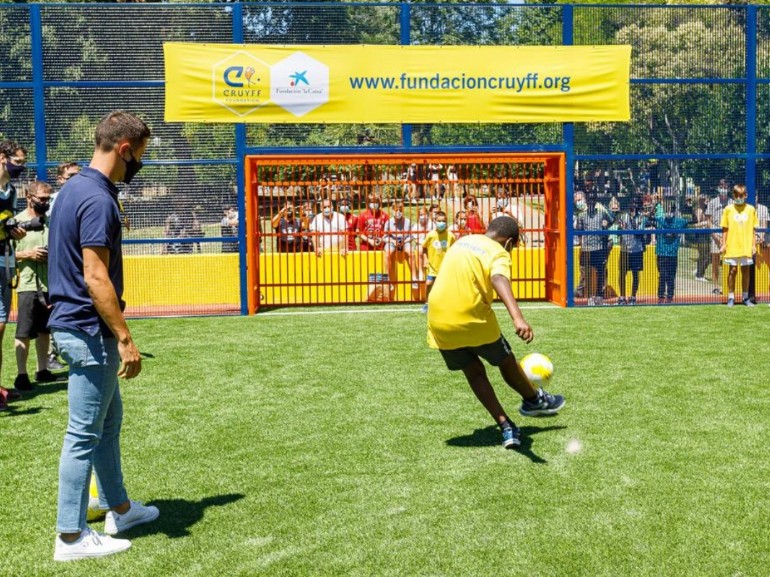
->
[426, 216, 565, 449]
[654, 203, 688, 304]
[383, 202, 414, 299]
[420, 210, 455, 313]
[355, 193, 389, 251]
[450, 210, 471, 239]
[463, 194, 486, 233]
[411, 207, 433, 291]
[0, 140, 29, 410]
[11, 181, 58, 393]
[720, 184, 758, 307]
[337, 197, 358, 251]
[705, 179, 732, 294]
[575, 191, 614, 305]
[271, 201, 303, 253]
[309, 199, 347, 257]
[49, 111, 159, 561]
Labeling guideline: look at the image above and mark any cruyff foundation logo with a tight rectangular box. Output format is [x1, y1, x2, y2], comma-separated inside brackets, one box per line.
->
[212, 51, 270, 117]
[211, 51, 329, 118]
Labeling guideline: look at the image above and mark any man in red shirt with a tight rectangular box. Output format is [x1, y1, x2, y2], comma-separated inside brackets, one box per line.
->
[356, 193, 389, 251]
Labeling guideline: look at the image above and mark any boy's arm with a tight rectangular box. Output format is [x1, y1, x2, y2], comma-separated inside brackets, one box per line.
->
[491, 274, 533, 344]
[720, 227, 728, 254]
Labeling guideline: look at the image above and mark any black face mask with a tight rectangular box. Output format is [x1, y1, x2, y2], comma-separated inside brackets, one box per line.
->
[31, 198, 49, 215]
[5, 162, 25, 179]
[122, 149, 143, 185]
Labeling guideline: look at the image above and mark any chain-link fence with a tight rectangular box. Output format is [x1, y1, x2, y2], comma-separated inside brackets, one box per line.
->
[1, 3, 768, 312]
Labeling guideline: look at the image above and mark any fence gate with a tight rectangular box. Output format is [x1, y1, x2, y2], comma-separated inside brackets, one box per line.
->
[245, 153, 566, 313]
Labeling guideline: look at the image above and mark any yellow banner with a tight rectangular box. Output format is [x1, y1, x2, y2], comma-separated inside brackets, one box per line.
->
[164, 43, 630, 124]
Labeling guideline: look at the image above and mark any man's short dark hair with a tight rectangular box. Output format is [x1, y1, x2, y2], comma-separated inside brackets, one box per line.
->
[487, 215, 519, 244]
[94, 111, 151, 152]
[57, 161, 79, 177]
[0, 140, 26, 158]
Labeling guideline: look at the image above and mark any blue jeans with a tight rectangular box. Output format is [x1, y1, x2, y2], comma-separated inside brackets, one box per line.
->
[53, 329, 128, 533]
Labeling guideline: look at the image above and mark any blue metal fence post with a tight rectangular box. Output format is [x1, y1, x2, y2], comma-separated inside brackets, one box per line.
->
[233, 2, 249, 315]
[747, 5, 757, 204]
[400, 2, 412, 149]
[29, 4, 47, 182]
[563, 4, 575, 307]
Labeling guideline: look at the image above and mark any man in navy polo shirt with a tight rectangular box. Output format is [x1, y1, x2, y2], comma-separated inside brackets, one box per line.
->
[50, 111, 160, 561]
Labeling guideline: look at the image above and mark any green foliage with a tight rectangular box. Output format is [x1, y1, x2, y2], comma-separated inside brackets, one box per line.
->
[4, 304, 770, 576]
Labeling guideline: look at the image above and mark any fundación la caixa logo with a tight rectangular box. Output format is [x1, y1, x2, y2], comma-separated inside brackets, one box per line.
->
[212, 51, 329, 118]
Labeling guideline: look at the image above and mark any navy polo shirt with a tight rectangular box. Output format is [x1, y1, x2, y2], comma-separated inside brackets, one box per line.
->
[48, 166, 124, 337]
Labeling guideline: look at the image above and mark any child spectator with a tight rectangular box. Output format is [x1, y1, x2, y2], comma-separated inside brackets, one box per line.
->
[420, 210, 455, 313]
[720, 184, 758, 307]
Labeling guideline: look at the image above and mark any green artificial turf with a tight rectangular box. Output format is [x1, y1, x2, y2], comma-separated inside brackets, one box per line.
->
[2, 304, 770, 576]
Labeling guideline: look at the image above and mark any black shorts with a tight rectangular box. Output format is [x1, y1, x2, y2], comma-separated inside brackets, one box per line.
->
[439, 336, 513, 371]
[15, 291, 52, 339]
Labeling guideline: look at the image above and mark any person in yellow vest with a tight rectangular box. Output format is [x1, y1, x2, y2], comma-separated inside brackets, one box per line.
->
[426, 216, 565, 449]
[720, 184, 758, 307]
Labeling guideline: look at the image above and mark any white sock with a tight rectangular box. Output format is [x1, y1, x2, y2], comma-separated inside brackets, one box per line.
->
[743, 292, 749, 300]
[728, 292, 735, 299]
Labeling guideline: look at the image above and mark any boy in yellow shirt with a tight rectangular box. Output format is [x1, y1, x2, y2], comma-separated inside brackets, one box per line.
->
[720, 184, 758, 307]
[420, 210, 455, 313]
[427, 216, 565, 449]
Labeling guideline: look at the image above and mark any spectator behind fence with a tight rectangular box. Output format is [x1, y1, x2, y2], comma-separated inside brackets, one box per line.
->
[310, 198, 347, 257]
[220, 205, 238, 253]
[446, 164, 460, 199]
[705, 179, 731, 295]
[0, 140, 29, 411]
[356, 193, 389, 251]
[720, 184, 758, 307]
[412, 207, 433, 287]
[464, 194, 486, 233]
[690, 195, 710, 283]
[49, 110, 159, 561]
[383, 201, 413, 297]
[420, 210, 455, 313]
[271, 201, 304, 253]
[428, 162, 443, 199]
[12, 180, 57, 392]
[616, 197, 649, 305]
[49, 161, 81, 218]
[338, 197, 358, 251]
[299, 201, 315, 253]
[450, 210, 471, 239]
[426, 216, 565, 449]
[573, 190, 588, 298]
[162, 210, 183, 254]
[575, 190, 614, 306]
[655, 204, 687, 304]
[188, 206, 203, 253]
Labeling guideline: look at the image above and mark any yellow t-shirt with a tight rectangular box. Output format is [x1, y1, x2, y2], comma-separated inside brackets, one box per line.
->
[427, 234, 511, 350]
[422, 228, 456, 276]
[720, 204, 758, 259]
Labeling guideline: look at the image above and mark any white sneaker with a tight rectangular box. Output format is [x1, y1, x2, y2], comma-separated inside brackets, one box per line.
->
[104, 500, 159, 535]
[54, 527, 131, 561]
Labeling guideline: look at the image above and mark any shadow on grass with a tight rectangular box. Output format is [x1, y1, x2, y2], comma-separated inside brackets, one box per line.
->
[125, 493, 245, 539]
[446, 424, 567, 464]
[1, 405, 45, 417]
[18, 380, 69, 401]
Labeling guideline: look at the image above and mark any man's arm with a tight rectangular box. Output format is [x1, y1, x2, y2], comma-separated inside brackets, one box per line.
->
[491, 274, 533, 344]
[83, 246, 141, 379]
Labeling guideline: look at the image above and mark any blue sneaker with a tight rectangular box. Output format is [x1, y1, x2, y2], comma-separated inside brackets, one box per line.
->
[501, 425, 521, 449]
[743, 298, 755, 307]
[519, 389, 565, 417]
[727, 297, 735, 307]
[420, 304, 428, 313]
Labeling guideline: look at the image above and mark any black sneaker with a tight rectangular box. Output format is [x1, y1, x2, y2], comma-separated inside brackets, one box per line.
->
[48, 354, 66, 371]
[14, 373, 34, 392]
[519, 389, 566, 417]
[35, 369, 57, 383]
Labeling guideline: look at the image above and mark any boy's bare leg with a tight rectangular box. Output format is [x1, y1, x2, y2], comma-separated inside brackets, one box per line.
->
[461, 359, 510, 426]
[497, 355, 538, 400]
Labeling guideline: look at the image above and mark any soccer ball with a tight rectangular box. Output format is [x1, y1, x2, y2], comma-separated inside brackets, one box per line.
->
[86, 474, 107, 522]
[519, 353, 554, 386]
